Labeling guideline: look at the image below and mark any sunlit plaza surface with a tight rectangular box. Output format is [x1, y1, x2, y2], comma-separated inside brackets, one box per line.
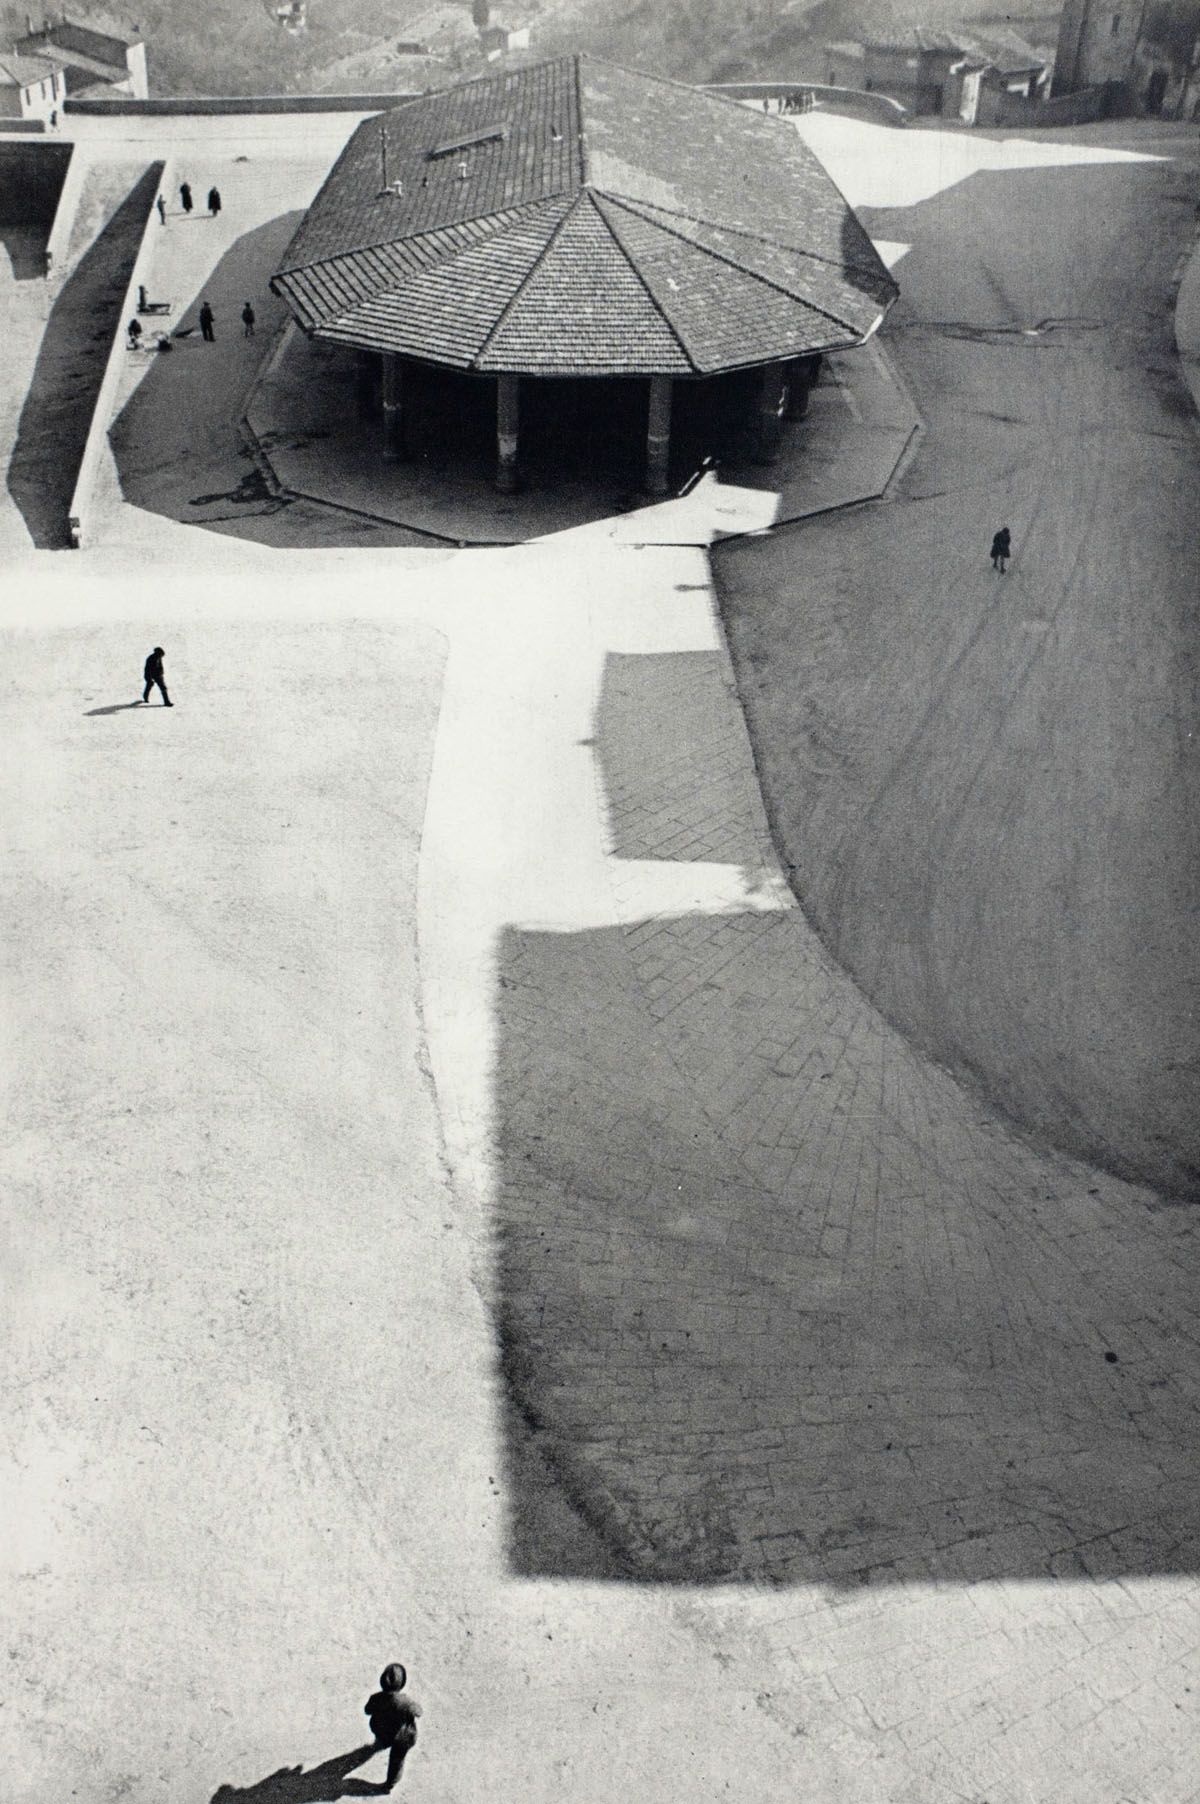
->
[3, 104, 1200, 1804]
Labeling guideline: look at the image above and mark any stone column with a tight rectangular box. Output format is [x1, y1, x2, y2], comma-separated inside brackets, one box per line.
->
[355, 350, 376, 420]
[381, 353, 405, 460]
[496, 372, 520, 493]
[645, 373, 673, 496]
[753, 360, 788, 465]
[785, 356, 812, 420]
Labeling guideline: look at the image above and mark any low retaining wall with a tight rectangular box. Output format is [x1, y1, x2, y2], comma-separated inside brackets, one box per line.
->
[64, 92, 419, 116]
[0, 138, 71, 226]
[42, 140, 85, 279]
[67, 157, 170, 550]
[704, 81, 909, 126]
[0, 116, 47, 134]
[979, 82, 1115, 128]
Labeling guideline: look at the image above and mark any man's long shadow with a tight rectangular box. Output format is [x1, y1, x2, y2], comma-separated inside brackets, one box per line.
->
[84, 701, 149, 715]
[210, 1744, 385, 1802]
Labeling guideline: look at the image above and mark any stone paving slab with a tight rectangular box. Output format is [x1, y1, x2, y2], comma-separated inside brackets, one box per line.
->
[414, 537, 1200, 1801]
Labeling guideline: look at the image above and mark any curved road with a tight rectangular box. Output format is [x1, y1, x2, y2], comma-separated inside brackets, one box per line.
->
[720, 121, 1200, 1199]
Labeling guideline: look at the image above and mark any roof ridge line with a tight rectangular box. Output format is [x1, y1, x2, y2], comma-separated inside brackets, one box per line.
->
[606, 191, 891, 287]
[274, 200, 552, 281]
[596, 192, 869, 339]
[573, 52, 588, 187]
[472, 192, 581, 368]
[310, 202, 572, 335]
[587, 192, 701, 375]
[574, 47, 779, 121]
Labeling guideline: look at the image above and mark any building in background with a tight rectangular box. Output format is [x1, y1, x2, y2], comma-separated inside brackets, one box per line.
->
[1054, 0, 1200, 115]
[479, 22, 532, 61]
[15, 13, 148, 102]
[823, 22, 1054, 117]
[0, 49, 65, 122]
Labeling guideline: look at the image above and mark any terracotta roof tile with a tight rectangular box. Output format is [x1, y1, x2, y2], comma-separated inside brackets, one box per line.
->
[317, 199, 574, 366]
[595, 197, 855, 372]
[278, 55, 581, 270]
[273, 53, 898, 378]
[478, 194, 692, 374]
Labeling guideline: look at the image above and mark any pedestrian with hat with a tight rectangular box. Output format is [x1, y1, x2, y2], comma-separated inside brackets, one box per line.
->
[364, 1663, 421, 1792]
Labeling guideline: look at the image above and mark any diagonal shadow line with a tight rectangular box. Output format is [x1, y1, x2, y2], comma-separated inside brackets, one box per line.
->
[7, 162, 162, 548]
[84, 701, 151, 715]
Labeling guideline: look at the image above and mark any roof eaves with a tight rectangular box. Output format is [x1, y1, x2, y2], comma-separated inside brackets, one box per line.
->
[597, 191, 876, 343]
[275, 200, 550, 285]
[601, 192, 897, 313]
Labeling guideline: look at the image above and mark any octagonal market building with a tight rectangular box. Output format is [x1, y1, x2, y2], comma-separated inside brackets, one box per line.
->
[270, 55, 898, 503]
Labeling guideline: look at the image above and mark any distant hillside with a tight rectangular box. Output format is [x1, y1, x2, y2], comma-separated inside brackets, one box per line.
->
[0, 0, 1062, 96]
[532, 0, 1062, 82]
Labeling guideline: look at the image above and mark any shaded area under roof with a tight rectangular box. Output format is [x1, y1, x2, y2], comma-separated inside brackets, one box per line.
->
[273, 54, 898, 379]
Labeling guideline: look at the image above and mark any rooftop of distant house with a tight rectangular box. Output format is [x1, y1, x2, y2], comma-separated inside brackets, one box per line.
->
[0, 49, 60, 87]
[823, 2, 1052, 71]
[15, 12, 141, 78]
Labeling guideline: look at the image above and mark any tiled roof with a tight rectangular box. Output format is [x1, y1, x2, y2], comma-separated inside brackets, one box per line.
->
[273, 53, 898, 378]
[0, 51, 58, 87]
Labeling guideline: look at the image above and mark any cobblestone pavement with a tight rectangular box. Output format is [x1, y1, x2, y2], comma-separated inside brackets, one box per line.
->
[418, 534, 1200, 1801]
[6, 114, 1200, 1804]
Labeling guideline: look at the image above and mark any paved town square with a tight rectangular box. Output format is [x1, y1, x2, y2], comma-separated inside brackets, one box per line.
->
[2, 59, 1200, 1804]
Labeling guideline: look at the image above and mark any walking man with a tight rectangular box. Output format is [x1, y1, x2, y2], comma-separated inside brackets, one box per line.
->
[208, 185, 222, 218]
[990, 525, 1012, 573]
[156, 194, 166, 225]
[241, 300, 256, 338]
[364, 1663, 420, 1792]
[142, 647, 172, 707]
[180, 180, 193, 214]
[198, 300, 216, 343]
[127, 317, 143, 350]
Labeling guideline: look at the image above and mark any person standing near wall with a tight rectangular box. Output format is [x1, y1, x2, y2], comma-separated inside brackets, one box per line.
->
[208, 186, 222, 218]
[198, 301, 216, 343]
[180, 180, 193, 214]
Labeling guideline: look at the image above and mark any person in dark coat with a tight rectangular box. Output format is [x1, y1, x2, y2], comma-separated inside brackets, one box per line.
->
[156, 194, 166, 225]
[241, 300, 256, 337]
[208, 186, 222, 217]
[127, 317, 143, 349]
[364, 1663, 420, 1791]
[990, 526, 1012, 572]
[142, 647, 171, 706]
[179, 181, 193, 214]
[198, 301, 216, 343]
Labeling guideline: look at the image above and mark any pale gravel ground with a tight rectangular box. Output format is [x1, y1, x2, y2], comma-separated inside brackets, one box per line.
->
[3, 111, 1200, 1804]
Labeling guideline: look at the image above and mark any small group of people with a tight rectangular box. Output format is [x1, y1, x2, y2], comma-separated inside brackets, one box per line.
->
[176, 180, 222, 217]
[193, 299, 257, 342]
[761, 91, 813, 114]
